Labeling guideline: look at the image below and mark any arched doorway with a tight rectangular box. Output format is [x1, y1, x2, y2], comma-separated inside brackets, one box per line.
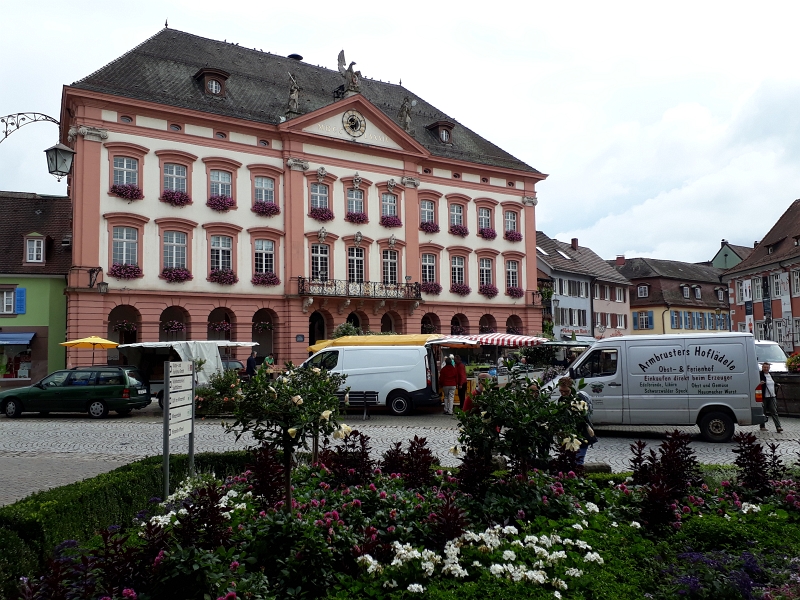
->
[252, 308, 277, 361]
[506, 314, 523, 335]
[107, 305, 141, 364]
[451, 313, 469, 335]
[381, 313, 394, 333]
[479, 314, 497, 334]
[159, 306, 189, 342]
[208, 307, 234, 341]
[346, 311, 361, 330]
[421, 312, 440, 334]
[309, 311, 327, 347]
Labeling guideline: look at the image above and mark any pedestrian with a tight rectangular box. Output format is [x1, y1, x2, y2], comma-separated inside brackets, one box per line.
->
[440, 357, 458, 415]
[265, 353, 275, 366]
[454, 355, 468, 410]
[246, 350, 257, 379]
[759, 362, 784, 433]
[558, 376, 597, 466]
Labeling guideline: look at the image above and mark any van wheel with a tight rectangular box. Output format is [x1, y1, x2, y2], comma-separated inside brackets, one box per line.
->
[388, 392, 412, 416]
[88, 400, 109, 419]
[4, 399, 22, 418]
[700, 411, 735, 443]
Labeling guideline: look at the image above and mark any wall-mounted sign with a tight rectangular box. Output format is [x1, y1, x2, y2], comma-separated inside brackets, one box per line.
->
[296, 334, 305, 342]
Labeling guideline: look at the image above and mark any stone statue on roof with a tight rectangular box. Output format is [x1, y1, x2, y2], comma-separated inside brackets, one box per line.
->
[286, 72, 300, 116]
[398, 96, 413, 133]
[337, 50, 361, 95]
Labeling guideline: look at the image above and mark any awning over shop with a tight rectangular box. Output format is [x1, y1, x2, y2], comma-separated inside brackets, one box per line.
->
[443, 333, 548, 347]
[308, 334, 445, 353]
[0, 332, 35, 345]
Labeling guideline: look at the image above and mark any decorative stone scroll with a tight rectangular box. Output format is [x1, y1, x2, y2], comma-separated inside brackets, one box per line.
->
[287, 157, 309, 171]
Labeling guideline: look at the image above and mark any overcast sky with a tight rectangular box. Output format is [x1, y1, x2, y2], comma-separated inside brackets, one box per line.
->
[2, 0, 799, 263]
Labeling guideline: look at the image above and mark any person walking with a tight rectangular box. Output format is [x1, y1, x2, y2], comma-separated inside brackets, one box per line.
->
[246, 351, 257, 379]
[759, 362, 783, 433]
[439, 357, 458, 415]
[454, 355, 468, 410]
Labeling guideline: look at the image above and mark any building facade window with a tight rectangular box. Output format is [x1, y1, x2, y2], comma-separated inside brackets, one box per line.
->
[311, 183, 329, 209]
[1, 290, 13, 314]
[638, 285, 648, 297]
[210, 235, 232, 271]
[420, 200, 435, 223]
[615, 286, 625, 302]
[210, 170, 232, 197]
[753, 277, 762, 301]
[793, 270, 800, 296]
[479, 258, 493, 285]
[382, 249, 398, 284]
[311, 244, 329, 280]
[593, 284, 600, 299]
[603, 285, 610, 300]
[26, 239, 43, 263]
[254, 177, 275, 203]
[694, 287, 702, 299]
[506, 260, 518, 288]
[347, 189, 364, 213]
[113, 157, 138, 185]
[163, 164, 187, 192]
[421, 254, 436, 283]
[773, 273, 782, 298]
[348, 247, 365, 283]
[756, 321, 765, 341]
[112, 227, 138, 265]
[163, 231, 187, 268]
[504, 210, 517, 232]
[381, 193, 397, 216]
[451, 256, 465, 285]
[254, 240, 275, 273]
[795, 318, 800, 343]
[717, 289, 724, 301]
[450, 204, 463, 226]
[478, 207, 491, 230]
[776, 320, 786, 343]
[638, 312, 649, 330]
[682, 286, 690, 298]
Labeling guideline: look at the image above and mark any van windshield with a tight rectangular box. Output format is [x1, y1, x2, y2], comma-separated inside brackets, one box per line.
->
[756, 344, 788, 363]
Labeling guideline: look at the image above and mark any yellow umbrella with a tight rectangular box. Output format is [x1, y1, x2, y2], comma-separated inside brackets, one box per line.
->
[60, 336, 119, 365]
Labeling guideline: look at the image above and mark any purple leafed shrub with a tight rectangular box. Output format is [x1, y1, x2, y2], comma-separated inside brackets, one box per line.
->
[161, 267, 192, 283]
[206, 195, 235, 212]
[110, 183, 143, 200]
[108, 263, 142, 280]
[208, 268, 238, 285]
[319, 431, 375, 487]
[478, 227, 497, 240]
[251, 272, 281, 286]
[420, 281, 443, 295]
[380, 215, 403, 228]
[309, 207, 334, 222]
[251, 201, 280, 217]
[479, 284, 499, 298]
[345, 211, 369, 224]
[419, 221, 440, 234]
[506, 286, 525, 299]
[160, 189, 192, 207]
[504, 230, 523, 242]
[208, 321, 232, 332]
[450, 283, 471, 296]
[449, 224, 470, 237]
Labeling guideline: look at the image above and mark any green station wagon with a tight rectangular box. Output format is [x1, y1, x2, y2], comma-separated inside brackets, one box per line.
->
[0, 366, 150, 419]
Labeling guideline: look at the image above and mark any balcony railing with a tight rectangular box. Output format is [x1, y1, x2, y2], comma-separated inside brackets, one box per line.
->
[298, 277, 422, 300]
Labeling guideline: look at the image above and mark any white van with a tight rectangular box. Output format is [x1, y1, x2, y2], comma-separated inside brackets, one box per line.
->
[567, 333, 766, 442]
[302, 345, 440, 415]
[755, 340, 788, 372]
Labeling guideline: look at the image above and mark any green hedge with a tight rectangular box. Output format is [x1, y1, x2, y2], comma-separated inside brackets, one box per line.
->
[0, 451, 249, 600]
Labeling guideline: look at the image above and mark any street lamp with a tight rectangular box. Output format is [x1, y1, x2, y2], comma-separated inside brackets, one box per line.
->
[1, 113, 74, 180]
[43, 143, 76, 181]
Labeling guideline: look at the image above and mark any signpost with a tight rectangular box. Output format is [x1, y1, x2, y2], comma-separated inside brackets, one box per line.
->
[163, 361, 195, 500]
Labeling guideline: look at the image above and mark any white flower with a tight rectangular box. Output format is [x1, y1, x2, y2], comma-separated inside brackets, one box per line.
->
[502, 550, 516, 561]
[311, 367, 321, 374]
[291, 395, 303, 405]
[320, 410, 332, 421]
[554, 592, 562, 599]
[582, 519, 589, 527]
[583, 552, 604, 564]
[472, 560, 482, 567]
[449, 446, 460, 456]
[527, 570, 547, 584]
[511, 539, 523, 547]
[383, 579, 398, 589]
[502, 525, 518, 535]
[288, 428, 298, 438]
[572, 523, 583, 531]
[629, 521, 641, 529]
[741, 502, 761, 514]
[585, 502, 599, 513]
[565, 567, 584, 577]
[344, 392, 350, 404]
[610, 521, 618, 528]
[234, 503, 247, 510]
[407, 583, 426, 593]
[268, 386, 277, 398]
[562, 436, 581, 452]
[724, 514, 731, 520]
[551, 578, 568, 590]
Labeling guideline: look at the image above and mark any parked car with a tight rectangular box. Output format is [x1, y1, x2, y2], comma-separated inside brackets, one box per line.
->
[755, 340, 788, 372]
[0, 366, 150, 419]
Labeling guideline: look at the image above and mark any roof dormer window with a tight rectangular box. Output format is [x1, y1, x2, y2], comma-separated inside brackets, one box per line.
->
[207, 79, 222, 94]
[194, 67, 230, 97]
[425, 120, 455, 145]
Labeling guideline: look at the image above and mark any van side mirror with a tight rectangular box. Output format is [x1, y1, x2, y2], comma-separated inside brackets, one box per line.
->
[568, 367, 575, 379]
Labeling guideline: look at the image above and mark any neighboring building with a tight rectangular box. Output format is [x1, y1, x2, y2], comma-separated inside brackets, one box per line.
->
[613, 256, 729, 335]
[722, 199, 800, 352]
[0, 192, 71, 387]
[59, 28, 546, 366]
[711, 239, 754, 270]
[535, 234, 630, 340]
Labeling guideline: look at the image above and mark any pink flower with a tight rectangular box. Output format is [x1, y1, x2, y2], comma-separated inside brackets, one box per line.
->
[230, 560, 240, 571]
[122, 590, 138, 600]
[379, 491, 387, 499]
[153, 549, 165, 567]
[369, 483, 377, 492]
[352, 499, 362, 508]
[387, 525, 396, 532]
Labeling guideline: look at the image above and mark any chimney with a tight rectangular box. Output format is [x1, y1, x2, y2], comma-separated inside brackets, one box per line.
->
[615, 255, 625, 266]
[754, 241, 759, 248]
[571, 238, 579, 250]
[721, 239, 728, 247]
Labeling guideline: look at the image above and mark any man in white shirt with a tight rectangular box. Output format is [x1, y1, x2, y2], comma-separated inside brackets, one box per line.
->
[759, 362, 783, 433]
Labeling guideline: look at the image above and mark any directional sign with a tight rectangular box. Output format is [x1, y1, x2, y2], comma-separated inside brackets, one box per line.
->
[168, 389, 193, 409]
[169, 375, 193, 393]
[168, 403, 193, 424]
[169, 418, 193, 440]
[169, 361, 193, 376]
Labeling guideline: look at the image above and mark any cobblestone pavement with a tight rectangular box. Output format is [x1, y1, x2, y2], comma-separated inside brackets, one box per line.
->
[2, 402, 799, 506]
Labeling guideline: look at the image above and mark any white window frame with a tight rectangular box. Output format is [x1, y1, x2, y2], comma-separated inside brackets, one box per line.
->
[381, 193, 397, 217]
[773, 273, 782, 298]
[615, 287, 624, 302]
[717, 289, 724, 302]
[638, 312, 649, 330]
[794, 318, 800, 344]
[420, 200, 435, 223]
[776, 320, 786, 343]
[254, 177, 275, 203]
[637, 285, 648, 298]
[451, 256, 465, 285]
[311, 244, 329, 280]
[682, 286, 690, 299]
[163, 163, 187, 192]
[210, 170, 232, 197]
[348, 247, 364, 283]
[254, 239, 275, 274]
[753, 277, 762, 301]
[506, 260, 518, 288]
[421, 254, 436, 283]
[694, 287, 701, 300]
[210, 235, 232, 271]
[793, 270, 800, 296]
[163, 231, 187, 269]
[382, 249, 398, 284]
[737, 280, 744, 303]
[479, 258, 493, 286]
[113, 156, 138, 186]
[311, 183, 329, 209]
[504, 210, 517, 232]
[26, 239, 43, 263]
[112, 226, 138, 265]
[478, 207, 491, 230]
[593, 284, 600, 299]
[347, 189, 364, 214]
[756, 321, 765, 341]
[0, 290, 13, 314]
[449, 204, 463, 226]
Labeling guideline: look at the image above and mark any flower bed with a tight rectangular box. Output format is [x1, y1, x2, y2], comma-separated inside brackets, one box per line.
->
[449, 224, 470, 237]
[345, 211, 369, 224]
[506, 286, 525, 299]
[450, 283, 471, 296]
[160, 189, 192, 207]
[251, 272, 280, 286]
[478, 227, 497, 240]
[504, 230, 523, 242]
[161, 320, 186, 333]
[112, 320, 137, 332]
[107, 263, 142, 280]
[309, 207, 334, 222]
[479, 284, 499, 298]
[419, 221, 440, 234]
[420, 282, 443, 295]
[109, 183, 143, 201]
[207, 195, 235, 212]
[251, 201, 281, 217]
[379, 215, 403, 228]
[787, 352, 800, 373]
[161, 267, 192, 283]
[208, 268, 238, 285]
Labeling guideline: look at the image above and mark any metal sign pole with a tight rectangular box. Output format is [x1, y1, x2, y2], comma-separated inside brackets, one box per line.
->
[188, 364, 196, 477]
[162, 360, 170, 501]
[163, 360, 195, 498]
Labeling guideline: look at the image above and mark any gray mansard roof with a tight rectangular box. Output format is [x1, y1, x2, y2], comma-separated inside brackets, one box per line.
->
[71, 29, 540, 174]
[535, 232, 630, 285]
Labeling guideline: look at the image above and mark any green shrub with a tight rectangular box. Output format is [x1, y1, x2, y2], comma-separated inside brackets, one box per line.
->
[0, 528, 37, 600]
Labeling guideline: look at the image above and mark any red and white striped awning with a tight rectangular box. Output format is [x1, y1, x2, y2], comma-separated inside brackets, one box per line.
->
[443, 333, 548, 347]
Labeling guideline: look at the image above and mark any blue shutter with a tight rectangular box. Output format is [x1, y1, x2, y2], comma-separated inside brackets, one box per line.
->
[632, 312, 639, 330]
[670, 312, 676, 329]
[14, 288, 26, 315]
[647, 310, 654, 329]
[677, 311, 683, 329]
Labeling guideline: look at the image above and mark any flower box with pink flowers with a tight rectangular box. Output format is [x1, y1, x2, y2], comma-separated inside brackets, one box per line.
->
[345, 212, 369, 224]
[420, 282, 443, 295]
[309, 207, 334, 222]
[108, 263, 142, 280]
[450, 283, 471, 296]
[252, 272, 281, 286]
[160, 189, 192, 207]
[110, 184, 144, 201]
[161, 267, 193, 283]
[478, 227, 497, 240]
[479, 284, 499, 298]
[449, 224, 470, 237]
[208, 268, 239, 285]
[207, 195, 235, 212]
[504, 230, 523, 242]
[419, 221, 440, 234]
[379, 215, 403, 228]
[251, 201, 281, 217]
